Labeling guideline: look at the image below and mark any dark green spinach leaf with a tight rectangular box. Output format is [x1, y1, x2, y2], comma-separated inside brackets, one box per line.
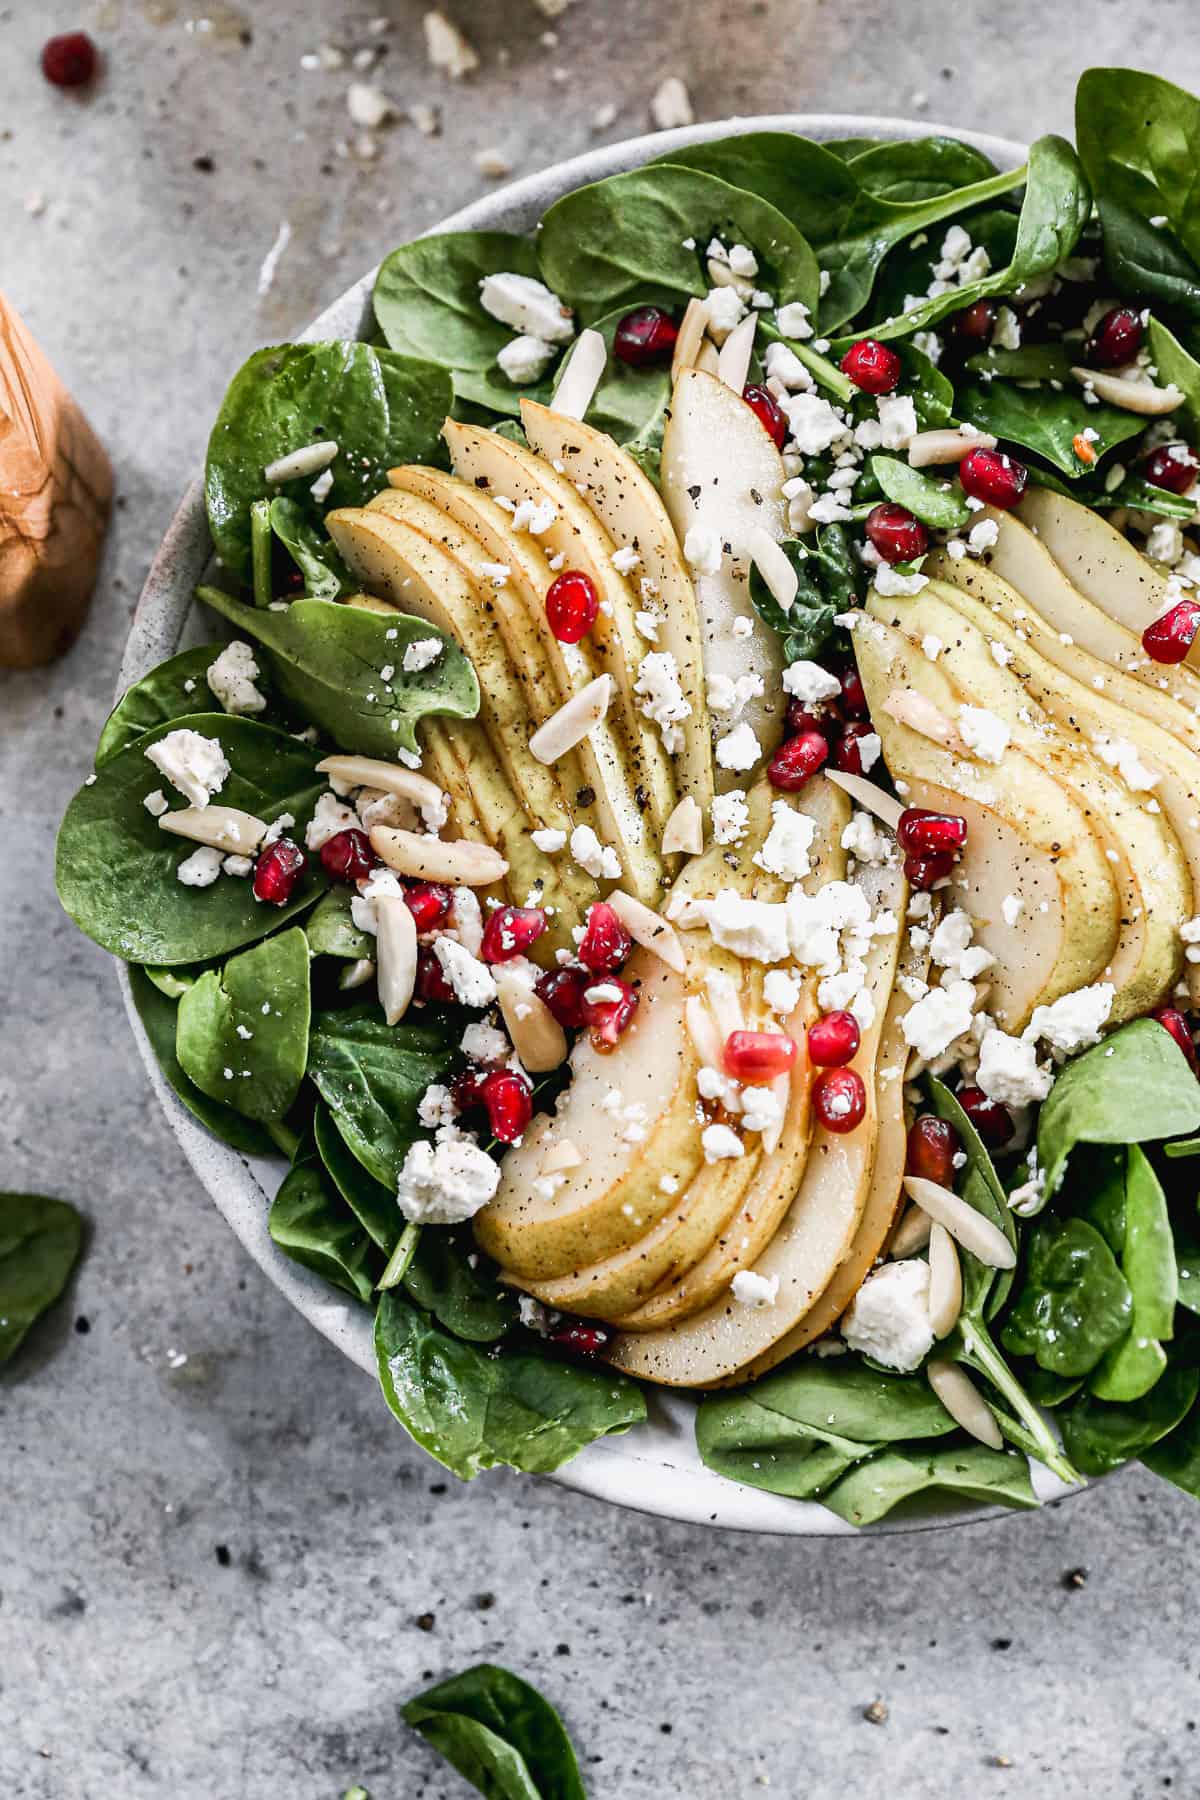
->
[96, 646, 233, 766]
[0, 1194, 85, 1366]
[403, 1664, 586, 1800]
[1037, 1018, 1200, 1196]
[268, 1140, 381, 1304]
[175, 928, 311, 1123]
[268, 497, 356, 601]
[1086, 1146, 1176, 1403]
[308, 1008, 458, 1191]
[870, 453, 971, 528]
[819, 1442, 1038, 1526]
[402, 1227, 517, 1343]
[1060, 1363, 1199, 1476]
[305, 887, 373, 961]
[1001, 1216, 1133, 1377]
[956, 376, 1146, 477]
[313, 1098, 399, 1251]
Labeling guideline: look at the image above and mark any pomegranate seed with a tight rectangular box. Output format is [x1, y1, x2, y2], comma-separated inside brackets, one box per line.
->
[253, 838, 305, 906]
[481, 904, 548, 963]
[742, 383, 788, 450]
[535, 966, 590, 1030]
[813, 1066, 867, 1133]
[1087, 306, 1144, 370]
[548, 1319, 612, 1358]
[769, 729, 829, 791]
[545, 569, 600, 644]
[951, 299, 998, 346]
[903, 849, 957, 891]
[613, 305, 679, 367]
[41, 31, 97, 87]
[577, 901, 633, 973]
[319, 828, 377, 883]
[840, 338, 902, 395]
[786, 698, 838, 737]
[959, 446, 1028, 509]
[866, 502, 929, 565]
[482, 1069, 533, 1144]
[414, 946, 455, 1004]
[451, 1067, 490, 1111]
[830, 721, 878, 776]
[403, 881, 453, 933]
[1153, 1005, 1198, 1072]
[723, 1030, 798, 1082]
[906, 1114, 961, 1186]
[838, 663, 869, 719]
[897, 807, 968, 855]
[1144, 442, 1200, 495]
[1142, 600, 1200, 664]
[956, 1085, 1014, 1148]
[582, 977, 639, 1051]
[807, 1011, 861, 1069]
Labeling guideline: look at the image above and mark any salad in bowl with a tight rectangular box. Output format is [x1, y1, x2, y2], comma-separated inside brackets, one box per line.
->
[56, 67, 1200, 1527]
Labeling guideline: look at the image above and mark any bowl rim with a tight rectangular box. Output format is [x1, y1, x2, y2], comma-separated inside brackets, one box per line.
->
[116, 109, 1066, 1536]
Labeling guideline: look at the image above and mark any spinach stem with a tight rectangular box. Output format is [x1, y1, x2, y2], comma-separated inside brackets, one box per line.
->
[959, 1321, 1081, 1488]
[378, 1221, 421, 1291]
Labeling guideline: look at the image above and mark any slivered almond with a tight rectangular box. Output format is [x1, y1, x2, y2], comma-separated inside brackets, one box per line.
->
[264, 439, 338, 483]
[927, 1360, 1003, 1449]
[746, 525, 799, 612]
[671, 296, 710, 383]
[529, 675, 614, 765]
[317, 754, 445, 819]
[1071, 365, 1184, 415]
[904, 1175, 1016, 1269]
[369, 825, 508, 885]
[717, 313, 757, 397]
[906, 427, 997, 468]
[541, 1138, 583, 1175]
[606, 890, 686, 973]
[890, 1202, 933, 1257]
[662, 794, 704, 856]
[338, 957, 377, 991]
[825, 770, 905, 832]
[883, 688, 963, 751]
[705, 968, 745, 1039]
[158, 804, 267, 854]
[761, 1070, 790, 1154]
[927, 1222, 963, 1338]
[493, 962, 568, 1072]
[685, 993, 724, 1067]
[374, 895, 417, 1025]
[552, 328, 607, 421]
[695, 339, 722, 376]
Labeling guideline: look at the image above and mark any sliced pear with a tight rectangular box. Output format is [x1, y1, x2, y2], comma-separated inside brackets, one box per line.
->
[1017, 485, 1168, 640]
[659, 368, 788, 787]
[519, 398, 714, 818]
[441, 419, 679, 839]
[854, 616, 1121, 1030]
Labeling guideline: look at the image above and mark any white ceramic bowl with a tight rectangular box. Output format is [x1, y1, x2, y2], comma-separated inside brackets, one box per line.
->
[119, 112, 1046, 1534]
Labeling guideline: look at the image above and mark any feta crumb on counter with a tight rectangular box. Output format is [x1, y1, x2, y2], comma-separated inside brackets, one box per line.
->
[144, 729, 231, 809]
[841, 1259, 934, 1372]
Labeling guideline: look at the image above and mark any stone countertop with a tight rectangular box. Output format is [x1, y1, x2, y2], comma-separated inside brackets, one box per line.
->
[4, 4, 1200, 1795]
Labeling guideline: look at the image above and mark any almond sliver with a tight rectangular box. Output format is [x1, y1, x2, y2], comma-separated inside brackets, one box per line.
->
[671, 297, 711, 383]
[717, 313, 757, 397]
[824, 770, 904, 832]
[1071, 365, 1184, 416]
[606, 890, 686, 973]
[927, 1222, 963, 1339]
[927, 1359, 1003, 1449]
[904, 1175, 1016, 1269]
[317, 754, 445, 818]
[529, 675, 614, 765]
[746, 525, 799, 613]
[552, 329, 607, 421]
[369, 826, 508, 886]
[374, 894, 417, 1026]
[493, 962, 568, 1073]
[883, 688, 963, 751]
[662, 795, 704, 856]
[907, 427, 997, 468]
[159, 805, 267, 854]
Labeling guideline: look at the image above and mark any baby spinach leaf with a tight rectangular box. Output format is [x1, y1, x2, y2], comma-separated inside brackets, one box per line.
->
[268, 1141, 381, 1304]
[205, 341, 452, 580]
[375, 1289, 646, 1479]
[1177, 1250, 1200, 1315]
[1148, 316, 1200, 442]
[653, 132, 861, 246]
[250, 499, 274, 608]
[849, 136, 999, 204]
[0, 1193, 85, 1366]
[268, 498, 356, 602]
[313, 1098, 399, 1251]
[1001, 1216, 1133, 1377]
[748, 527, 863, 663]
[819, 1442, 1038, 1526]
[175, 928, 310, 1123]
[1059, 1362, 1199, 1477]
[926, 1074, 1015, 1318]
[128, 965, 281, 1156]
[403, 1664, 586, 1800]
[895, 340, 956, 427]
[308, 1007, 458, 1191]
[864, 203, 1019, 342]
[1141, 1396, 1200, 1500]
[1037, 1018, 1200, 1197]
[965, 343, 1074, 382]
[870, 453, 971, 529]
[198, 588, 479, 760]
[955, 376, 1146, 476]
[402, 1227, 517, 1343]
[1087, 1147, 1176, 1403]
[143, 965, 199, 998]
[96, 646, 232, 766]
[306, 887, 373, 961]
[57, 715, 328, 966]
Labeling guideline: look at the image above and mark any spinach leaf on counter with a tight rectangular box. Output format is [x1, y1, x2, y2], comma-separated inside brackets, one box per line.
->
[308, 1008, 458, 1191]
[0, 1194, 85, 1367]
[175, 928, 311, 1123]
[267, 497, 356, 602]
[96, 646, 232, 766]
[819, 1443, 1038, 1527]
[1037, 1018, 1200, 1196]
[268, 1140, 381, 1305]
[403, 1664, 586, 1800]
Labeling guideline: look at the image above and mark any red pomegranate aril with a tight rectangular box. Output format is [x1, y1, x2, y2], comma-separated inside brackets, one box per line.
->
[897, 807, 968, 856]
[253, 837, 305, 906]
[723, 1030, 798, 1082]
[742, 383, 788, 450]
[577, 900, 633, 973]
[903, 848, 957, 891]
[450, 1066, 490, 1112]
[414, 946, 456, 1005]
[545, 570, 600, 644]
[840, 338, 902, 395]
[481, 904, 548, 963]
[1142, 600, 1200, 665]
[582, 978, 639, 1051]
[535, 966, 590, 1030]
[956, 1085, 1015, 1148]
[786, 698, 838, 738]
[613, 305, 679, 367]
[951, 299, 998, 346]
[403, 880, 454, 933]
[548, 1319, 613, 1359]
[838, 663, 869, 719]
[807, 1011, 861, 1069]
[830, 721, 879, 776]
[866, 502, 929, 566]
[959, 446, 1028, 509]
[906, 1114, 962, 1186]
[813, 1066, 867, 1133]
[482, 1068, 533, 1144]
[319, 827, 377, 883]
[1087, 306, 1144, 370]
[1144, 442, 1200, 495]
[41, 31, 97, 87]
[769, 729, 829, 791]
[1153, 1005, 1198, 1072]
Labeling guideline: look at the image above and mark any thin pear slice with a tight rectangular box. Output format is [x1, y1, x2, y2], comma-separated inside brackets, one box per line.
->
[854, 616, 1121, 1030]
[872, 584, 1188, 1022]
[659, 367, 788, 787]
[442, 418, 679, 839]
[519, 398, 714, 816]
[1017, 485, 1168, 640]
[607, 859, 905, 1388]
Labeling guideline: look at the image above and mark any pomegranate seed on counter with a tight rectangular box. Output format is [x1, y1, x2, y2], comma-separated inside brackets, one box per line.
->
[1153, 1005, 1198, 1072]
[769, 728, 829, 791]
[866, 502, 929, 566]
[837, 662, 869, 719]
[481, 903, 548, 963]
[548, 1318, 613, 1359]
[1144, 442, 1200, 495]
[741, 383, 788, 449]
[41, 31, 97, 87]
[958, 446, 1028, 509]
[829, 720, 878, 775]
[956, 1084, 1015, 1148]
[414, 946, 456, 1005]
[613, 305, 679, 367]
[252, 838, 305, 906]
[813, 1066, 867, 1132]
[482, 1068, 534, 1143]
[839, 338, 902, 395]
[319, 828, 377, 883]
[902, 849, 958, 891]
[582, 976, 639, 1051]
[545, 569, 600, 644]
[577, 901, 633, 973]
[906, 1114, 962, 1186]
[950, 298, 998, 348]
[807, 1011, 861, 1069]
[897, 807, 968, 856]
[403, 880, 453, 933]
[1142, 599, 1200, 664]
[723, 1030, 798, 1082]
[535, 965, 591, 1030]
[1086, 306, 1144, 370]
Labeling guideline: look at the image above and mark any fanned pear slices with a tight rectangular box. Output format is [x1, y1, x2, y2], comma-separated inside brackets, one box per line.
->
[854, 615, 1121, 1031]
[1017, 486, 1169, 643]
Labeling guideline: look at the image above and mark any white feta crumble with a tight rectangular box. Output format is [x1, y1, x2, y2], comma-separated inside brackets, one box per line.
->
[569, 824, 621, 881]
[731, 1269, 780, 1308]
[206, 641, 266, 716]
[841, 810, 891, 866]
[753, 801, 816, 881]
[740, 1085, 784, 1135]
[478, 271, 574, 344]
[682, 523, 724, 575]
[780, 391, 846, 455]
[854, 730, 882, 773]
[901, 978, 977, 1061]
[612, 544, 642, 576]
[975, 1028, 1053, 1107]
[634, 609, 661, 642]
[701, 1123, 745, 1163]
[223, 854, 254, 878]
[782, 658, 841, 706]
[1001, 893, 1024, 927]
[531, 827, 567, 853]
[707, 672, 764, 718]
[634, 651, 692, 753]
[144, 729, 231, 809]
[143, 789, 169, 818]
[703, 891, 791, 963]
[877, 394, 918, 449]
[958, 704, 1011, 764]
[418, 1083, 458, 1129]
[711, 789, 750, 847]
[175, 845, 224, 888]
[497, 333, 557, 385]
[305, 791, 359, 851]
[461, 1020, 509, 1064]
[433, 935, 498, 1007]
[763, 969, 802, 1014]
[703, 284, 746, 343]
[841, 1258, 934, 1372]
[873, 563, 930, 598]
[921, 633, 944, 662]
[396, 1131, 501, 1224]
[650, 73, 694, 130]
[763, 339, 815, 392]
[1091, 733, 1160, 792]
[402, 636, 443, 674]
[714, 721, 761, 773]
[1024, 983, 1114, 1058]
[774, 300, 813, 340]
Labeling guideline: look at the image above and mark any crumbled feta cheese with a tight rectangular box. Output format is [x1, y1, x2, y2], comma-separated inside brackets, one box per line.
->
[873, 563, 930, 598]
[967, 517, 1000, 556]
[206, 641, 266, 716]
[854, 731, 882, 773]
[418, 1083, 458, 1129]
[740, 1085, 784, 1135]
[433, 935, 498, 1007]
[753, 801, 816, 881]
[763, 340, 815, 391]
[1001, 893, 1024, 927]
[774, 300, 813, 340]
[531, 827, 567, 853]
[478, 271, 574, 343]
[176, 845, 224, 888]
[929, 910, 994, 982]
[682, 524, 723, 575]
[143, 789, 169, 818]
[701, 1123, 745, 1163]
[901, 978, 976, 1061]
[396, 1130, 500, 1224]
[715, 722, 761, 773]
[976, 1028, 1052, 1106]
[223, 854, 254, 878]
[958, 704, 1011, 764]
[841, 810, 891, 866]
[569, 824, 621, 881]
[732, 1269, 780, 1307]
[305, 790, 359, 851]
[763, 969, 802, 1014]
[782, 659, 841, 706]
[402, 637, 443, 673]
[876, 394, 918, 450]
[634, 609, 661, 642]
[1091, 733, 1160, 792]
[993, 305, 1022, 351]
[704, 285, 746, 342]
[921, 634, 944, 662]
[707, 672, 764, 718]
[781, 392, 846, 455]
[461, 1020, 509, 1064]
[497, 333, 557, 385]
[612, 545, 641, 576]
[635, 651, 692, 753]
[711, 789, 750, 847]
[703, 891, 791, 963]
[1024, 983, 1114, 1058]
[145, 729, 231, 808]
[841, 1259, 934, 1372]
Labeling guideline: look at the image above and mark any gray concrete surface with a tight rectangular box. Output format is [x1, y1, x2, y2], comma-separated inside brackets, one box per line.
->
[5, 3, 1200, 1794]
